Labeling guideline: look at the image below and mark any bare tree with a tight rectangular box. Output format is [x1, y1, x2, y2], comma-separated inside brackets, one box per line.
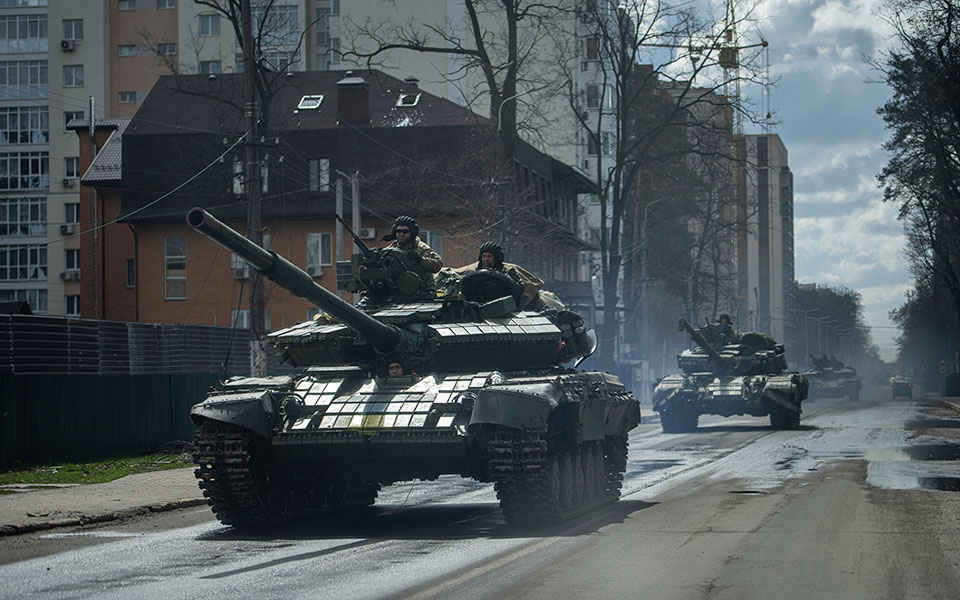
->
[554, 0, 768, 368]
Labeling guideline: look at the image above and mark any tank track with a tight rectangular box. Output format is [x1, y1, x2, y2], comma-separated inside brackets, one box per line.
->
[490, 430, 628, 524]
[193, 423, 380, 528]
[193, 423, 284, 527]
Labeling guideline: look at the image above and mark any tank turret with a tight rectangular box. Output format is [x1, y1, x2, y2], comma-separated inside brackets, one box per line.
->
[185, 207, 640, 529]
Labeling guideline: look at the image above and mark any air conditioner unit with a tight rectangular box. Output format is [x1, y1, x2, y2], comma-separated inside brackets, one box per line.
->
[59, 271, 69, 280]
[359, 228, 377, 240]
[306, 266, 322, 277]
[233, 268, 248, 279]
[60, 224, 74, 235]
[61, 39, 76, 52]
[62, 178, 74, 187]
[71, 271, 80, 280]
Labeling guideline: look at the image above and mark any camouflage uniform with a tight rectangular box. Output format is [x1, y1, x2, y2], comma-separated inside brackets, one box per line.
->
[453, 241, 545, 310]
[387, 236, 442, 291]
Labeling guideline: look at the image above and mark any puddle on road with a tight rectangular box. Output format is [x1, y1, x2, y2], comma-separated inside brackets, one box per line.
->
[906, 418, 960, 430]
[866, 442, 960, 493]
[919, 477, 960, 491]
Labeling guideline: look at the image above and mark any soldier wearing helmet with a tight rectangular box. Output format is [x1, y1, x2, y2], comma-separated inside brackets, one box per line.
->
[382, 215, 442, 291]
[455, 241, 545, 310]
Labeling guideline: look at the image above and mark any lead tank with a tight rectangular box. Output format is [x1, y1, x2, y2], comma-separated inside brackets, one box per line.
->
[187, 208, 640, 527]
[652, 319, 808, 432]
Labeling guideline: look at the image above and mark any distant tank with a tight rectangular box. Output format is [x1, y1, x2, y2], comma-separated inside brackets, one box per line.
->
[186, 208, 640, 528]
[803, 355, 862, 401]
[652, 319, 808, 432]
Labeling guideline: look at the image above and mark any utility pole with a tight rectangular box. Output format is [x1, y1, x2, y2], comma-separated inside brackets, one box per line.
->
[241, 0, 267, 376]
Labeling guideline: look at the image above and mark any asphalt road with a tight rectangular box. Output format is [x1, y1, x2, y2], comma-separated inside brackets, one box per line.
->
[2, 387, 959, 599]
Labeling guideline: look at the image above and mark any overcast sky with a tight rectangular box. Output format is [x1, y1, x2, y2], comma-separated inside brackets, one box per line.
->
[746, 0, 904, 360]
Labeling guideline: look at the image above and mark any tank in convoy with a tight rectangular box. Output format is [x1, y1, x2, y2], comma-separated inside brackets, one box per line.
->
[652, 318, 808, 433]
[803, 354, 862, 401]
[186, 208, 640, 528]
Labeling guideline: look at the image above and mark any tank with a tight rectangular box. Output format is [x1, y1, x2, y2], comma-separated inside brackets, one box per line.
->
[652, 319, 808, 433]
[803, 355, 862, 401]
[186, 208, 640, 528]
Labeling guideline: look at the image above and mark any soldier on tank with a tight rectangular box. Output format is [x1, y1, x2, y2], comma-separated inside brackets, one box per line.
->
[455, 241, 545, 310]
[700, 313, 738, 345]
[381, 215, 442, 291]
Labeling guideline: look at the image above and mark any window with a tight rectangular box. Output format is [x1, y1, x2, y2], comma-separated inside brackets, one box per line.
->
[0, 243, 47, 280]
[230, 309, 270, 331]
[117, 44, 136, 56]
[232, 157, 242, 195]
[0, 60, 48, 99]
[587, 131, 612, 156]
[0, 196, 45, 236]
[329, 38, 340, 64]
[0, 1, 49, 7]
[0, 288, 46, 313]
[65, 202, 78, 224]
[64, 156, 78, 178]
[308, 158, 329, 192]
[306, 232, 332, 268]
[64, 110, 82, 130]
[125, 258, 135, 288]
[586, 37, 599, 60]
[199, 60, 220, 74]
[0, 151, 48, 190]
[199, 14, 219, 36]
[156, 43, 175, 55]
[586, 85, 600, 108]
[63, 65, 83, 87]
[118, 91, 136, 104]
[63, 18, 82, 41]
[0, 106, 48, 144]
[118, 0, 135, 10]
[65, 295, 79, 316]
[420, 230, 443, 256]
[164, 235, 186, 300]
[65, 248, 79, 269]
[298, 95, 323, 110]
[0, 14, 48, 53]
[157, 0, 173, 8]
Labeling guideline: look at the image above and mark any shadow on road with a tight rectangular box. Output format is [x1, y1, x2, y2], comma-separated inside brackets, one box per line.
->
[196, 498, 657, 546]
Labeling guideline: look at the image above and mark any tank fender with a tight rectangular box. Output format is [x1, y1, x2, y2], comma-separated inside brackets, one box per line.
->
[469, 383, 561, 430]
[190, 390, 278, 437]
[652, 374, 685, 412]
[760, 374, 804, 414]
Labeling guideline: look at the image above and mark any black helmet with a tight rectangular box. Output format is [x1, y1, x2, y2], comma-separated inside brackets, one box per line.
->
[717, 313, 732, 324]
[478, 241, 504, 268]
[381, 215, 419, 241]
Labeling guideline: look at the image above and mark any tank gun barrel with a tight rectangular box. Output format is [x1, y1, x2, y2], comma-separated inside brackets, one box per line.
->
[186, 207, 400, 353]
[678, 318, 727, 370]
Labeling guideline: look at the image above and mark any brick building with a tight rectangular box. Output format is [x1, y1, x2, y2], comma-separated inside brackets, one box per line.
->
[73, 69, 593, 329]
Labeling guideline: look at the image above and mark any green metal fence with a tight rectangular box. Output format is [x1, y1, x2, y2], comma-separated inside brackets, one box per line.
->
[0, 373, 221, 468]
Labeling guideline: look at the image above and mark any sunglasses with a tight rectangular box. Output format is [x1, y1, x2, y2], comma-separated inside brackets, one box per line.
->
[395, 229, 411, 234]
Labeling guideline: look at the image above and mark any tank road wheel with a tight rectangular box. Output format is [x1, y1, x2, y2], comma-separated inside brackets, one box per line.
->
[193, 423, 286, 528]
[769, 405, 801, 430]
[562, 450, 585, 509]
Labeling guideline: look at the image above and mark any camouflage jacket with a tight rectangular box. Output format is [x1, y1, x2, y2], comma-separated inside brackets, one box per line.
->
[453, 261, 544, 309]
[387, 236, 443, 289]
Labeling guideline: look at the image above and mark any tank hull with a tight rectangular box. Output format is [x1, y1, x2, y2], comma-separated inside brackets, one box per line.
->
[192, 368, 640, 527]
[652, 372, 807, 433]
[804, 369, 862, 401]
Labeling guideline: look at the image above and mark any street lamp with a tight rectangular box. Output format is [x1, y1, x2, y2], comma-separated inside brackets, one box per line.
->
[787, 308, 819, 362]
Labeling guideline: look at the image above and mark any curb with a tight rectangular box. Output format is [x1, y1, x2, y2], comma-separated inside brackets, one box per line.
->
[940, 399, 960, 416]
[0, 498, 208, 538]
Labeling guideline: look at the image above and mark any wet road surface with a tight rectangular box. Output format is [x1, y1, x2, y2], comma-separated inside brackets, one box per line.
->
[2, 388, 959, 599]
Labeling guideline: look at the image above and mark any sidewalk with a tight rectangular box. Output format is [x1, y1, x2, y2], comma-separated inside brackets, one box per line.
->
[0, 467, 206, 537]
